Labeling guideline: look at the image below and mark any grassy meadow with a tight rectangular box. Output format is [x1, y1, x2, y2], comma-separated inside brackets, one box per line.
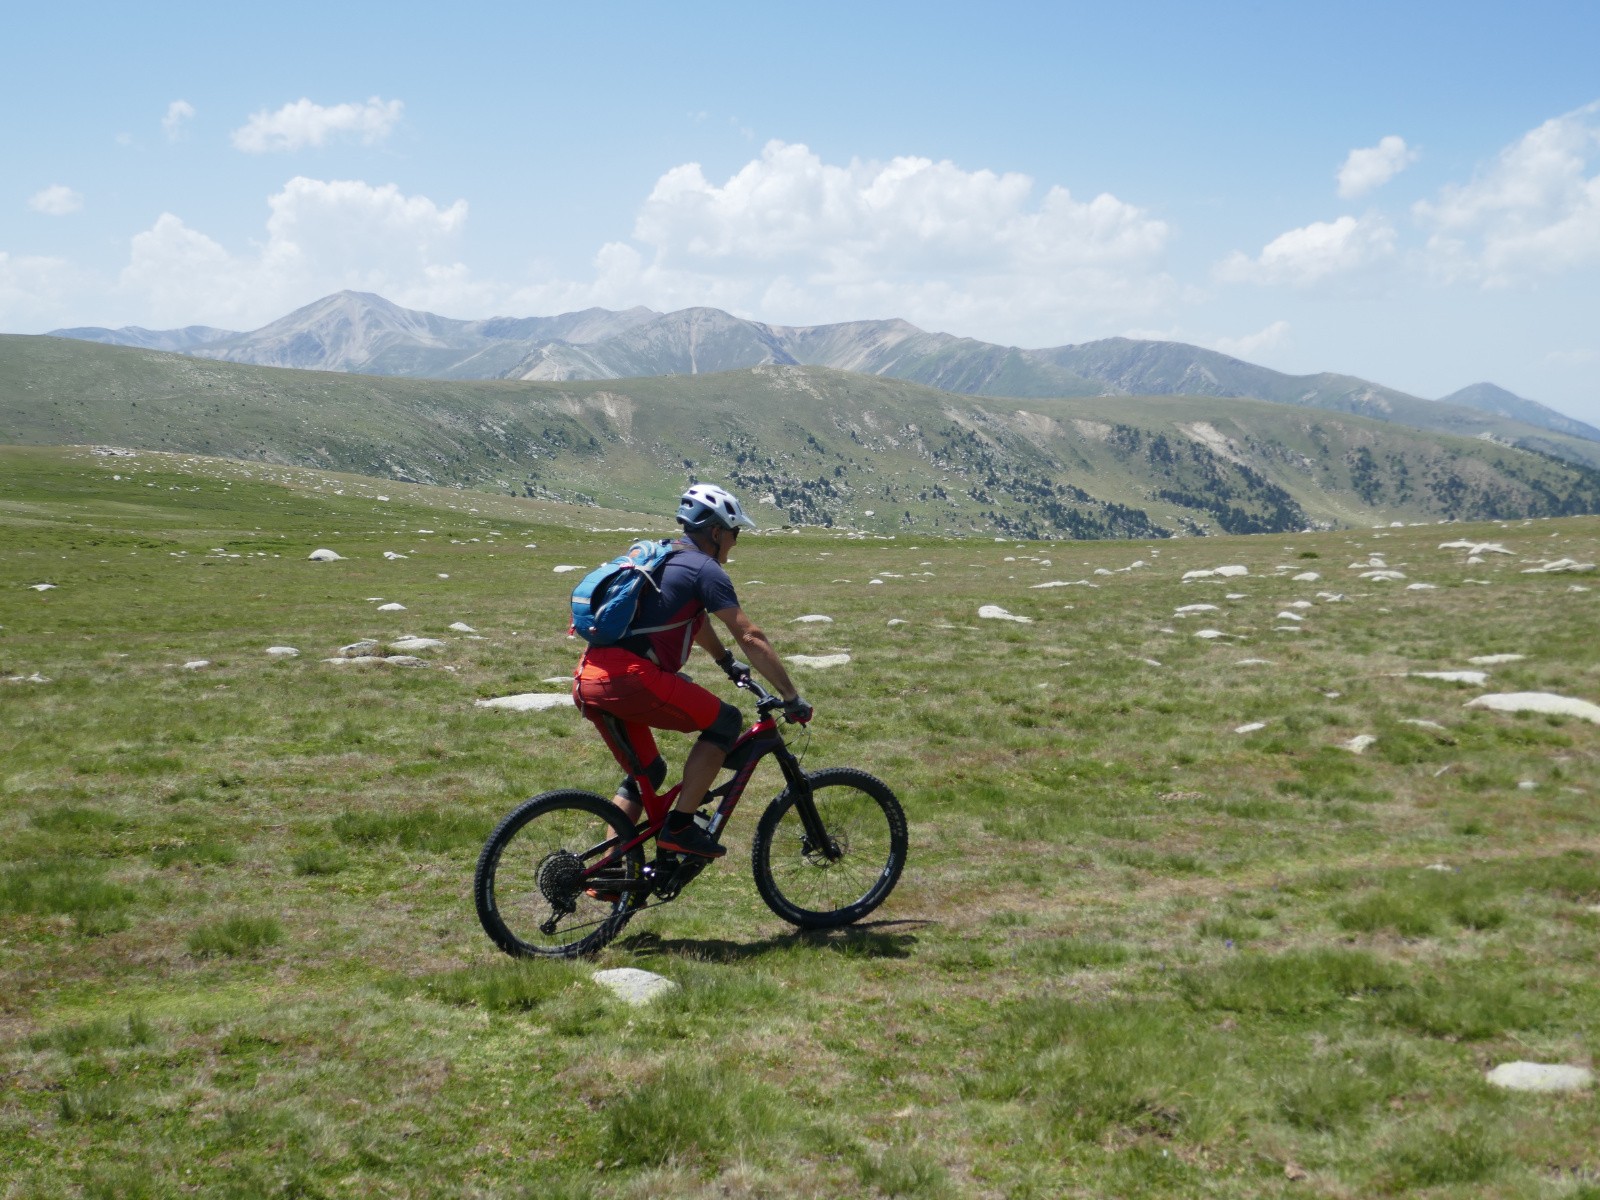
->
[2, 442, 1599, 1198]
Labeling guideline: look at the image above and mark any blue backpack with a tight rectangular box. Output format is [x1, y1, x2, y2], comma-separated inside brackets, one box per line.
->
[569, 539, 684, 646]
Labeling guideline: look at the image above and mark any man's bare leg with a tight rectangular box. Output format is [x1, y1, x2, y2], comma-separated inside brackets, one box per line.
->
[674, 739, 727, 814]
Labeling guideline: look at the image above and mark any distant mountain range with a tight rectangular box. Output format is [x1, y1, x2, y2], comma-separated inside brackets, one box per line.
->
[52, 292, 1600, 457]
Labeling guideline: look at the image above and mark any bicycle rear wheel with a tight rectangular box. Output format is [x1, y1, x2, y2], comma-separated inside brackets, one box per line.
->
[474, 789, 645, 959]
[751, 767, 907, 929]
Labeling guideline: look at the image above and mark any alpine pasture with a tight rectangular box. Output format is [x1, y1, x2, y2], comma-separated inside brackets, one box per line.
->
[3, 444, 1599, 1198]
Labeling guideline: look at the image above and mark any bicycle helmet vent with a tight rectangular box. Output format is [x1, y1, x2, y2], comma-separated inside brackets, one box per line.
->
[677, 483, 757, 533]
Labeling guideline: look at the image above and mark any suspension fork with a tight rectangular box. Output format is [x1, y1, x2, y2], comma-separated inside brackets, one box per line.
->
[773, 740, 842, 862]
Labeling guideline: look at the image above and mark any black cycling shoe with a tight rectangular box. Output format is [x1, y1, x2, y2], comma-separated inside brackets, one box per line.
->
[657, 820, 726, 859]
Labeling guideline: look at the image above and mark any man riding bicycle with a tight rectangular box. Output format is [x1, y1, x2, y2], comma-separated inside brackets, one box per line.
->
[572, 483, 812, 859]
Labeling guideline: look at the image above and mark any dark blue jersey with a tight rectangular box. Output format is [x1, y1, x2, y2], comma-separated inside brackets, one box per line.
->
[616, 539, 739, 671]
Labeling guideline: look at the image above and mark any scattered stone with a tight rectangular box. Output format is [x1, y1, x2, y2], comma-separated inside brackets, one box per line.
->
[1194, 629, 1228, 639]
[29, 582, 58, 591]
[182, 660, 210, 670]
[376, 602, 406, 612]
[1287, 600, 1313, 609]
[1235, 658, 1275, 666]
[1570, 585, 1591, 593]
[384, 655, 426, 667]
[307, 549, 344, 562]
[1485, 1062, 1593, 1093]
[1274, 626, 1304, 633]
[1341, 734, 1377, 754]
[1522, 558, 1595, 574]
[1467, 654, 1524, 665]
[1406, 583, 1438, 591]
[1140, 658, 1163, 667]
[475, 693, 573, 711]
[552, 565, 583, 573]
[1360, 569, 1407, 581]
[1465, 692, 1600, 725]
[1225, 592, 1248, 600]
[978, 605, 1032, 623]
[1175, 604, 1220, 614]
[1425, 863, 1452, 872]
[592, 967, 678, 1006]
[4, 672, 51, 684]
[790, 614, 834, 623]
[1092, 568, 1113, 577]
[449, 622, 477, 633]
[1409, 671, 1489, 685]
[1400, 718, 1448, 732]
[1275, 611, 1305, 622]
[338, 640, 380, 657]
[1316, 592, 1348, 602]
[887, 618, 908, 626]
[787, 653, 852, 669]
[1183, 565, 1249, 580]
[1518, 780, 1537, 791]
[264, 646, 300, 658]
[383, 551, 408, 560]
[1440, 540, 1511, 555]
[1235, 722, 1267, 734]
[1292, 571, 1322, 582]
[389, 637, 445, 653]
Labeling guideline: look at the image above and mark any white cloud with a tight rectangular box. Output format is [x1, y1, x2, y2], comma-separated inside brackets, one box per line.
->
[230, 97, 403, 154]
[1213, 320, 1291, 360]
[1415, 101, 1600, 284]
[570, 140, 1175, 340]
[0, 251, 83, 329]
[1216, 215, 1396, 287]
[29, 185, 83, 216]
[163, 100, 195, 140]
[118, 176, 469, 327]
[1337, 135, 1417, 199]
[1545, 347, 1597, 367]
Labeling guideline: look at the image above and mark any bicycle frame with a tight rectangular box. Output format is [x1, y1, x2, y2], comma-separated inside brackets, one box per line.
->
[577, 680, 836, 895]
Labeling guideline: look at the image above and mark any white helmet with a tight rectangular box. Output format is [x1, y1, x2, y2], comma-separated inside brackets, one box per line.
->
[677, 483, 757, 533]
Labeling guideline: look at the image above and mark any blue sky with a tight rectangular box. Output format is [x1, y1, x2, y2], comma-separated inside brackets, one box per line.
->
[5, 0, 1599, 422]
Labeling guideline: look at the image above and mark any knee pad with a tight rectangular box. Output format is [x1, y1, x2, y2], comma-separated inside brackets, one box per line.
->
[697, 702, 743, 753]
[617, 756, 667, 802]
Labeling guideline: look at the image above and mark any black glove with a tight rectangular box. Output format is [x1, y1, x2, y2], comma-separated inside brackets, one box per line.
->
[781, 695, 814, 724]
[716, 650, 751, 683]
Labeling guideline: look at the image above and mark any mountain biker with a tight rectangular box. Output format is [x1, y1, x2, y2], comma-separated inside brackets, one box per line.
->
[572, 483, 813, 858]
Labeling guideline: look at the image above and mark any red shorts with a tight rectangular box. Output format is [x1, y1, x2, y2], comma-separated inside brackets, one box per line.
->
[573, 646, 724, 775]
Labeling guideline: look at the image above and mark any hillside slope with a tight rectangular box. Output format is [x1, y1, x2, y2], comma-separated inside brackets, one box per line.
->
[7, 335, 1600, 540]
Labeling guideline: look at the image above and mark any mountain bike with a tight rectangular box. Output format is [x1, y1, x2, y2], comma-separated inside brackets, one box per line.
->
[474, 677, 907, 958]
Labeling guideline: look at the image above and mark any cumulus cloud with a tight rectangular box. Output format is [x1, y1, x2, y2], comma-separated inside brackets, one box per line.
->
[231, 97, 403, 154]
[163, 100, 195, 140]
[1213, 320, 1291, 360]
[1415, 101, 1600, 284]
[570, 140, 1175, 340]
[118, 176, 469, 327]
[0, 251, 84, 329]
[1216, 215, 1396, 286]
[29, 185, 83, 216]
[1337, 135, 1417, 199]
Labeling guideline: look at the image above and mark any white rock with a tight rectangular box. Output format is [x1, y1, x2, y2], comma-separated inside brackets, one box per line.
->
[1425, 862, 1452, 872]
[182, 660, 210, 670]
[1183, 565, 1249, 580]
[1406, 583, 1439, 591]
[592, 967, 678, 1006]
[1570, 584, 1591, 593]
[1522, 558, 1595, 574]
[1175, 604, 1220, 614]
[1225, 592, 1248, 600]
[307, 549, 343, 562]
[1274, 626, 1304, 633]
[1140, 658, 1163, 667]
[383, 655, 427, 667]
[1287, 600, 1314, 609]
[29, 583, 57, 591]
[1400, 718, 1448, 732]
[1465, 692, 1600, 725]
[1410, 671, 1489, 685]
[1360, 569, 1407, 581]
[1092, 568, 1113, 576]
[265, 646, 300, 658]
[1341, 734, 1378, 754]
[1194, 629, 1228, 639]
[787, 653, 852, 669]
[1235, 658, 1275, 666]
[449, 622, 477, 633]
[1440, 540, 1511, 555]
[338, 640, 380, 657]
[376, 602, 406, 612]
[1519, 780, 1538, 791]
[978, 605, 1032, 623]
[1292, 571, 1322, 582]
[552, 565, 583, 574]
[1467, 555, 1485, 564]
[1467, 654, 1524, 665]
[382, 551, 408, 560]
[1316, 592, 1348, 602]
[1235, 722, 1267, 734]
[389, 637, 445, 653]
[887, 618, 908, 626]
[1486, 1062, 1594, 1092]
[1275, 611, 1305, 622]
[791, 614, 834, 623]
[475, 692, 573, 711]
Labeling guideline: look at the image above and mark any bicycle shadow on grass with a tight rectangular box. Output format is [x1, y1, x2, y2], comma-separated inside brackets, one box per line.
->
[615, 919, 932, 964]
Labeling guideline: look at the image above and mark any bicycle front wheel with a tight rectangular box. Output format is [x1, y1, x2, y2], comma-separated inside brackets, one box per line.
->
[751, 767, 907, 929]
[474, 789, 645, 959]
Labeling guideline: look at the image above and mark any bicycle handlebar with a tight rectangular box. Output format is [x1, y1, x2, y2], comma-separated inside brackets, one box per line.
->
[736, 675, 787, 716]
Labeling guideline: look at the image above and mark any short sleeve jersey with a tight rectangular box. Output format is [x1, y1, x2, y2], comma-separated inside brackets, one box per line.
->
[616, 540, 739, 672]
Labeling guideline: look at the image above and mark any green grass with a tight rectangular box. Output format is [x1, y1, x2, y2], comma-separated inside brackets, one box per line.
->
[2, 443, 1600, 1197]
